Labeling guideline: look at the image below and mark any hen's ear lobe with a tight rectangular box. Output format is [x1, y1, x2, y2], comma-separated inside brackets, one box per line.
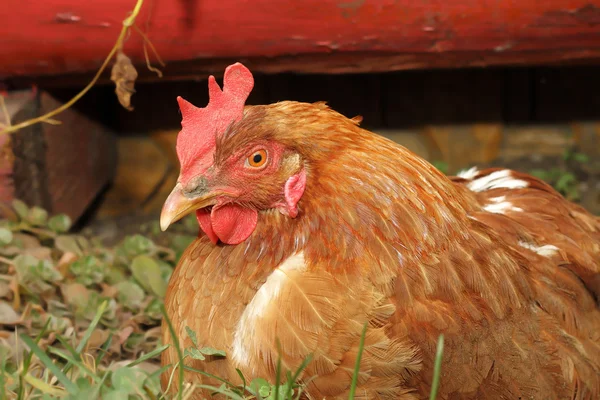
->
[281, 169, 307, 218]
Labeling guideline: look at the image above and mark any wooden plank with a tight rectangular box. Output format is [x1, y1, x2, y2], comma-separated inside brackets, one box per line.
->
[0, 90, 117, 222]
[2, 0, 600, 79]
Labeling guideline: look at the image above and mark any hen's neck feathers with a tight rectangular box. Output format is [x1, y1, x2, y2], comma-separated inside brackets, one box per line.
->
[216, 101, 479, 275]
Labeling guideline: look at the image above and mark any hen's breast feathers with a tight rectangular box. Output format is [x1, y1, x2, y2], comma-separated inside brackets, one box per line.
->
[162, 112, 600, 399]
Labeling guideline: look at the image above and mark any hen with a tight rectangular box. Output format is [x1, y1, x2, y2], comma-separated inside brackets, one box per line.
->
[159, 63, 600, 399]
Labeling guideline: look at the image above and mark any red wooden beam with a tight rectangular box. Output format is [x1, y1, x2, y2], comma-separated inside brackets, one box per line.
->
[2, 0, 600, 78]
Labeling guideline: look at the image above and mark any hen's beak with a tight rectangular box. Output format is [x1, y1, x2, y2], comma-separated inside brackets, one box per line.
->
[160, 183, 220, 231]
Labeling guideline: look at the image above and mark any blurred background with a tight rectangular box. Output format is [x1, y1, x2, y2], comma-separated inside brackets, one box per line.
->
[1, 0, 600, 241]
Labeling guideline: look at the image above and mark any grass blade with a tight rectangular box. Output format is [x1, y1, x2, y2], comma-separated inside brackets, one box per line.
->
[285, 353, 312, 399]
[23, 374, 66, 397]
[196, 384, 244, 400]
[48, 347, 101, 382]
[183, 366, 237, 387]
[19, 334, 78, 394]
[348, 322, 368, 400]
[429, 334, 444, 400]
[18, 318, 52, 400]
[160, 304, 183, 400]
[76, 300, 108, 353]
[273, 339, 282, 400]
[127, 344, 169, 367]
[95, 332, 113, 366]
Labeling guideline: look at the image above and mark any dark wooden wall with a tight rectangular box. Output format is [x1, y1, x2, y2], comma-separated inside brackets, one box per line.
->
[47, 65, 600, 133]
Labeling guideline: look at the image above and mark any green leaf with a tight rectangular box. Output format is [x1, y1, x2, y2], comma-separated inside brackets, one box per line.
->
[55, 235, 83, 256]
[102, 388, 130, 400]
[556, 172, 576, 192]
[48, 214, 72, 233]
[185, 326, 198, 347]
[105, 265, 127, 285]
[115, 281, 145, 310]
[200, 346, 226, 357]
[573, 153, 590, 164]
[0, 228, 13, 246]
[111, 367, 140, 394]
[69, 255, 105, 286]
[185, 347, 205, 360]
[118, 235, 156, 259]
[432, 161, 449, 174]
[250, 378, 271, 398]
[529, 168, 549, 180]
[12, 199, 29, 219]
[27, 206, 48, 226]
[13, 254, 62, 294]
[130, 255, 167, 297]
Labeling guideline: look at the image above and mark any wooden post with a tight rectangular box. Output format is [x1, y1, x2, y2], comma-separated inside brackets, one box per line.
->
[0, 90, 117, 222]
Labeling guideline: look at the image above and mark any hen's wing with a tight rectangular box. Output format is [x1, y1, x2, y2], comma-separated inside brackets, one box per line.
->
[451, 167, 600, 299]
[419, 166, 600, 399]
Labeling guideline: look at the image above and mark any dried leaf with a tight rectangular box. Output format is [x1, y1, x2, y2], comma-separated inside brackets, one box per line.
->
[86, 329, 110, 349]
[111, 51, 138, 111]
[0, 300, 20, 324]
[118, 326, 134, 345]
[23, 246, 52, 260]
[0, 281, 11, 298]
[61, 282, 90, 307]
[13, 233, 41, 249]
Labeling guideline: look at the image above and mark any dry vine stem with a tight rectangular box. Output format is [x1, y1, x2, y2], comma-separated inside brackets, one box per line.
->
[0, 0, 150, 135]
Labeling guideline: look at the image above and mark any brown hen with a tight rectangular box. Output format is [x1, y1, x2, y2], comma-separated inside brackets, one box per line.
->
[159, 63, 600, 399]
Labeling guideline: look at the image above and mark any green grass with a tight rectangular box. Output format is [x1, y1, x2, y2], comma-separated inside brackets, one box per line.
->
[0, 200, 445, 399]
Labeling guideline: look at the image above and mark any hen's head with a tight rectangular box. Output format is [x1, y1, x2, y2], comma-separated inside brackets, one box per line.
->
[160, 63, 311, 245]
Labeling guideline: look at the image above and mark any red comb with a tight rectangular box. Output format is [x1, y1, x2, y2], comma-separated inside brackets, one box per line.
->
[176, 62, 254, 182]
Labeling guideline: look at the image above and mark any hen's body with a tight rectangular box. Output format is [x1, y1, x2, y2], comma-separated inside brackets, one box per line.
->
[162, 102, 600, 399]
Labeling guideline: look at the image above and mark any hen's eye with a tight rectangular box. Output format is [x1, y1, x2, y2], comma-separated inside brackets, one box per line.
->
[246, 149, 268, 168]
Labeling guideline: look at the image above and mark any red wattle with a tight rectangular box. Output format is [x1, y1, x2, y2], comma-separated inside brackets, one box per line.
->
[211, 204, 258, 245]
[196, 209, 219, 244]
[196, 205, 258, 245]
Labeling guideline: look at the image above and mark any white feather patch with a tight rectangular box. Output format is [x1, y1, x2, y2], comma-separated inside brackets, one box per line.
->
[483, 196, 523, 214]
[231, 252, 307, 368]
[457, 166, 479, 180]
[484, 202, 524, 214]
[518, 241, 559, 258]
[467, 169, 528, 192]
